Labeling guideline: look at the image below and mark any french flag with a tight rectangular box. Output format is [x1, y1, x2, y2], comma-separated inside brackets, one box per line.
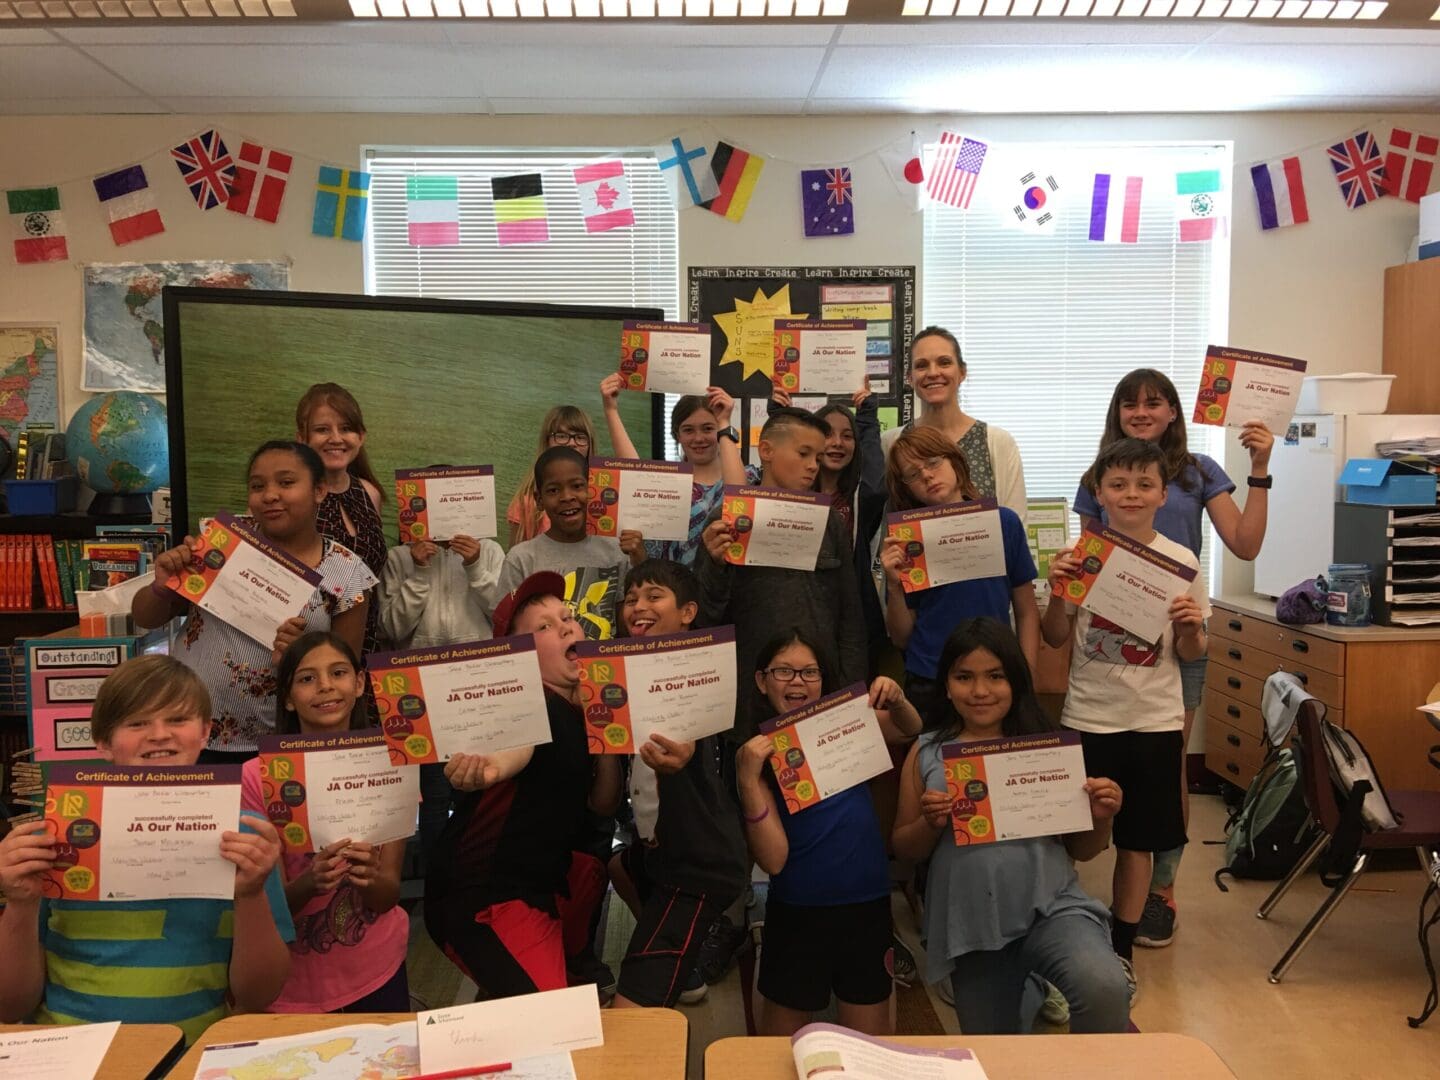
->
[1251, 157, 1309, 231]
[1088, 173, 1142, 244]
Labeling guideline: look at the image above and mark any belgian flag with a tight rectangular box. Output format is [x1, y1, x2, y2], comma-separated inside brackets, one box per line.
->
[703, 141, 765, 224]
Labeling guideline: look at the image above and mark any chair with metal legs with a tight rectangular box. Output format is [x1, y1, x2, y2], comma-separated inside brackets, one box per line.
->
[1257, 700, 1440, 984]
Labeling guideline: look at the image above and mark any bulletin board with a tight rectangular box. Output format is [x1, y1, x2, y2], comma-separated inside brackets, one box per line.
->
[686, 265, 917, 439]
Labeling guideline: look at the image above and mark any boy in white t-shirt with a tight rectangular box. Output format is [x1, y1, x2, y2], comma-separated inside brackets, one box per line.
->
[1041, 437, 1208, 996]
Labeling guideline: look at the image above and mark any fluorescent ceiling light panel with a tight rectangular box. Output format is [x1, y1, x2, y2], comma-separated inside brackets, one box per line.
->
[1225, 0, 1253, 11]
[1278, 0, 1307, 14]
[1356, 0, 1385, 14]
[238, 0, 266, 11]
[1064, 0, 1093, 13]
[433, 0, 460, 11]
[983, 0, 1009, 13]
[1091, 0, 1121, 12]
[711, 0, 738, 10]
[406, 0, 435, 14]
[1038, 0, 1064, 12]
[795, 0, 819, 12]
[489, 0, 516, 13]
[1303, 0, 1334, 14]
[601, 0, 625, 12]
[770, 0, 794, 13]
[72, 0, 103, 12]
[683, 0, 706, 12]
[1170, 0, 1201, 13]
[124, 0, 156, 14]
[1011, 0, 1039, 12]
[268, 0, 295, 10]
[377, 0, 404, 12]
[739, 0, 763, 13]
[955, 0, 982, 13]
[1331, 0, 1361, 13]
[1198, 0, 1227, 13]
[460, 0, 487, 12]
[41, 0, 72, 14]
[1145, 0, 1174, 13]
[1251, 0, 1281, 13]
[821, 0, 845, 11]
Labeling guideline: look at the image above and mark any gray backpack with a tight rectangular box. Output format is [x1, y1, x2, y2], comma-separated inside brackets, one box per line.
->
[1214, 748, 1319, 889]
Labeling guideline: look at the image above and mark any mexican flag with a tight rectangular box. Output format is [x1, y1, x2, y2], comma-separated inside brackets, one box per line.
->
[7, 187, 68, 264]
[1176, 170, 1224, 243]
[406, 175, 459, 247]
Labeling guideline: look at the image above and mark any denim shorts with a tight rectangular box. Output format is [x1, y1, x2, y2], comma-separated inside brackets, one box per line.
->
[1179, 656, 1208, 712]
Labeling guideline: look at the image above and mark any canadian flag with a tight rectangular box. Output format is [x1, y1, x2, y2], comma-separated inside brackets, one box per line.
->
[573, 159, 634, 234]
[1382, 128, 1438, 204]
[227, 141, 293, 223]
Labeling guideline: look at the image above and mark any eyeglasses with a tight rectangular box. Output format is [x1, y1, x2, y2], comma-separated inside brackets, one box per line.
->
[549, 430, 590, 447]
[763, 665, 823, 683]
[900, 456, 946, 487]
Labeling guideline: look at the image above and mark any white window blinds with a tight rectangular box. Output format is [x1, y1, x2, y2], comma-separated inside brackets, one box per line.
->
[922, 143, 1231, 521]
[364, 149, 679, 316]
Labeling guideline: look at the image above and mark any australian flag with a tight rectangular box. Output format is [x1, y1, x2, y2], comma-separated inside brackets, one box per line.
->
[801, 167, 855, 237]
[171, 129, 236, 211]
[1328, 130, 1388, 210]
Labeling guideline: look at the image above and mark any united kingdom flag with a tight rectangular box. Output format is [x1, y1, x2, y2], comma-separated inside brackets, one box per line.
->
[1327, 130, 1388, 210]
[171, 129, 235, 211]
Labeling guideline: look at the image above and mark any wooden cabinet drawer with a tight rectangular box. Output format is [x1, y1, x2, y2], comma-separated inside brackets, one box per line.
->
[1209, 641, 1344, 709]
[1210, 610, 1345, 676]
[1206, 690, 1265, 744]
[1207, 662, 1265, 708]
[1206, 743, 1259, 790]
[1205, 714, 1266, 789]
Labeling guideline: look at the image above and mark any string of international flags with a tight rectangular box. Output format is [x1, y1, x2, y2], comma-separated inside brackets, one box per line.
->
[4, 120, 1436, 267]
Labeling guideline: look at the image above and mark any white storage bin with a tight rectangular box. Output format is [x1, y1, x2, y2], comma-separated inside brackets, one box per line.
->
[1295, 373, 1396, 415]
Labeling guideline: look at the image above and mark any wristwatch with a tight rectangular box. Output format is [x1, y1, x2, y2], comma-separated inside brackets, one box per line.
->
[718, 426, 740, 444]
[1247, 475, 1273, 489]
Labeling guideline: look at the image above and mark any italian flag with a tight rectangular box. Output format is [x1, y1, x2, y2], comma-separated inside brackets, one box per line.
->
[406, 176, 459, 246]
[1176, 169, 1224, 243]
[7, 187, 68, 264]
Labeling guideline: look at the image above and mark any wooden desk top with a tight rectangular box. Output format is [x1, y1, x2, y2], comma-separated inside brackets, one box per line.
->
[705, 1032, 1236, 1079]
[0, 1023, 184, 1080]
[1215, 594, 1440, 643]
[169, 1007, 688, 1079]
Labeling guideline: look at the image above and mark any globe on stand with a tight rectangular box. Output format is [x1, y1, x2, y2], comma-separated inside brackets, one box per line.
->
[65, 391, 170, 517]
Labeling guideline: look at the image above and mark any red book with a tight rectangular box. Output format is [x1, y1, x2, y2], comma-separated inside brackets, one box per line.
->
[36, 534, 60, 609]
[22, 534, 36, 610]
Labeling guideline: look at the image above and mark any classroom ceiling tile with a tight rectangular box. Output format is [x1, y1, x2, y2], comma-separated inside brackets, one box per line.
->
[460, 44, 827, 99]
[156, 95, 488, 112]
[0, 96, 166, 114]
[0, 44, 146, 99]
[79, 43, 482, 98]
[489, 96, 807, 114]
[1188, 42, 1440, 96]
[0, 28, 58, 44]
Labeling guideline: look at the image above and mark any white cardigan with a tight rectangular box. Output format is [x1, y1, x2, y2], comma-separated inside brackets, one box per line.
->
[882, 419, 1028, 526]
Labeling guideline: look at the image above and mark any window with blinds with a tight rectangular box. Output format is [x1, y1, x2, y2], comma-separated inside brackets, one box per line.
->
[363, 149, 679, 317]
[923, 142, 1231, 578]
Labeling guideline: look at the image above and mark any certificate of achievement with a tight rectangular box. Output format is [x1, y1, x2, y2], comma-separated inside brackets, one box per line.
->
[164, 511, 322, 649]
[620, 320, 711, 395]
[43, 764, 242, 902]
[759, 684, 892, 815]
[942, 732, 1092, 845]
[575, 626, 736, 754]
[1192, 345, 1307, 431]
[257, 729, 419, 852]
[0, 1021, 121, 1080]
[586, 458, 694, 543]
[1061, 522, 1198, 643]
[395, 466, 498, 542]
[772, 319, 867, 395]
[721, 485, 833, 570]
[418, 985, 603, 1075]
[369, 636, 552, 765]
[885, 498, 1007, 593]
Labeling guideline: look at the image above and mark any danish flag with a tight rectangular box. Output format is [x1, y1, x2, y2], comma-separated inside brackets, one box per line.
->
[227, 141, 293, 223]
[1381, 128, 1438, 204]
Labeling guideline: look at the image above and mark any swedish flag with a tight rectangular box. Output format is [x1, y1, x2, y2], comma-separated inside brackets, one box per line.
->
[312, 166, 370, 242]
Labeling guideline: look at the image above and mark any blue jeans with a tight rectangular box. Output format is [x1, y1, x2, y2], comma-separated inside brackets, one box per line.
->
[948, 911, 1130, 1035]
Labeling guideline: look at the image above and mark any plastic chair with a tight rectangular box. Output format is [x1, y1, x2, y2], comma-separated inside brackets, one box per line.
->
[1256, 700, 1440, 983]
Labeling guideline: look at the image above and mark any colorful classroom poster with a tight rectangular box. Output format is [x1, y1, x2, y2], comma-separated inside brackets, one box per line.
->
[620, 321, 711, 395]
[586, 457, 694, 542]
[884, 498, 1006, 593]
[164, 511, 322, 648]
[1193, 345, 1308, 432]
[1061, 521, 1198, 642]
[43, 763, 242, 901]
[575, 626, 736, 754]
[772, 319, 868, 395]
[760, 684, 892, 814]
[1026, 499, 1070, 584]
[721, 485, 833, 570]
[24, 634, 160, 761]
[369, 637, 551, 765]
[257, 730, 419, 853]
[942, 732, 1092, 845]
[395, 465, 497, 542]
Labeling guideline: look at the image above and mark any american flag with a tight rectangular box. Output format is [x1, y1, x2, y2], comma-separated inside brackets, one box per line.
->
[1381, 127, 1438, 204]
[826, 168, 852, 206]
[1328, 130, 1388, 210]
[927, 133, 988, 210]
[171, 129, 235, 211]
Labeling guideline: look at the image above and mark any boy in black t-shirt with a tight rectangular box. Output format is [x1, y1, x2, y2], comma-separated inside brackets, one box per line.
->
[609, 560, 749, 1009]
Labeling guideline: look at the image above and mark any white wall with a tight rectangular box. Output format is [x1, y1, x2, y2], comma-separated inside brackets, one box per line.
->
[1, 110, 1429, 592]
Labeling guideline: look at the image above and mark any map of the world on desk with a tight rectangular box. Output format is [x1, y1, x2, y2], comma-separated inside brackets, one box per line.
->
[83, 261, 289, 393]
[0, 325, 60, 445]
[196, 1022, 420, 1080]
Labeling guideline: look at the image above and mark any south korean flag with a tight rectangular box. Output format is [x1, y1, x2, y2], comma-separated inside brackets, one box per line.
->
[1012, 171, 1061, 231]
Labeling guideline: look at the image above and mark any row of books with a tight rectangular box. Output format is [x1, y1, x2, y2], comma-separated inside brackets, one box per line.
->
[1, 525, 172, 612]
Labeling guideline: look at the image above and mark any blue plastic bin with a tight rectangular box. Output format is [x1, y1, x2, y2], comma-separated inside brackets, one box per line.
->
[4, 477, 78, 515]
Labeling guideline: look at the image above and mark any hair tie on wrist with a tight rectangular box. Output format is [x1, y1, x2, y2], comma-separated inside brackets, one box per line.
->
[744, 806, 770, 824]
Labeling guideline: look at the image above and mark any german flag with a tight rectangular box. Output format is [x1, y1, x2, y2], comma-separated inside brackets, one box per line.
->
[704, 141, 765, 223]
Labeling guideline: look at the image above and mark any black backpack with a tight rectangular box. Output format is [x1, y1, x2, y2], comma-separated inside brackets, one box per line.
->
[1214, 748, 1319, 890]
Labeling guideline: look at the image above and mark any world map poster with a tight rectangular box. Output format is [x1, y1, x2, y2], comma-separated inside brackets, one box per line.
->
[0, 325, 61, 445]
[83, 261, 290, 393]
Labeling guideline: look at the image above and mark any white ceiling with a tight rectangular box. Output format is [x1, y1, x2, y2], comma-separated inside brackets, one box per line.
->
[1, 21, 1438, 115]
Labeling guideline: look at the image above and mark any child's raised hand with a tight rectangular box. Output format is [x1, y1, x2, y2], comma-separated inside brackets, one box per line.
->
[445, 752, 501, 792]
[154, 537, 200, 581]
[619, 529, 647, 567]
[410, 539, 440, 568]
[0, 821, 57, 904]
[271, 615, 308, 666]
[851, 376, 872, 409]
[868, 675, 905, 712]
[224, 813, 283, 899]
[1047, 543, 1084, 594]
[1239, 420, 1274, 473]
[706, 386, 736, 427]
[1169, 593, 1204, 634]
[736, 734, 775, 782]
[309, 837, 352, 893]
[600, 373, 625, 408]
[1083, 777, 1123, 822]
[341, 841, 379, 886]
[639, 733, 695, 775]
[771, 386, 793, 409]
[701, 519, 734, 563]
[448, 535, 481, 566]
[879, 535, 912, 585]
[920, 788, 954, 830]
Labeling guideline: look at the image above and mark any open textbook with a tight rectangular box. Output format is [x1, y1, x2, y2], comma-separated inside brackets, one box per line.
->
[789, 1024, 989, 1080]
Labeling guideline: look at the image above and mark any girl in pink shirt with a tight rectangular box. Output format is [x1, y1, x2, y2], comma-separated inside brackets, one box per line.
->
[241, 631, 410, 1012]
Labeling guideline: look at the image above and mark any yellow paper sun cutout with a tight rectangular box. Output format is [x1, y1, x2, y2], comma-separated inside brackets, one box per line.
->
[712, 285, 808, 383]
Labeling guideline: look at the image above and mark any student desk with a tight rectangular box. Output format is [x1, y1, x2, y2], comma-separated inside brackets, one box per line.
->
[169, 1007, 688, 1079]
[0, 1023, 184, 1080]
[704, 1032, 1236, 1079]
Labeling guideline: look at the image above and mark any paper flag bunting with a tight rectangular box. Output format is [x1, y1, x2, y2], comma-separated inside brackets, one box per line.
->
[1176, 169, 1224, 242]
[654, 134, 720, 209]
[7, 187, 68, 264]
[801, 167, 854, 238]
[171, 129, 235, 211]
[927, 132, 988, 210]
[492, 173, 549, 246]
[1328, 131, 1388, 210]
[312, 166, 370, 242]
[1381, 127, 1437, 204]
[93, 165, 164, 246]
[1250, 157, 1309, 231]
[1012, 170, 1060, 230]
[1088, 173, 1142, 244]
[879, 130, 926, 212]
[704, 141, 765, 224]
[228, 141, 293, 224]
[407, 176, 460, 246]
[573, 160, 634, 234]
